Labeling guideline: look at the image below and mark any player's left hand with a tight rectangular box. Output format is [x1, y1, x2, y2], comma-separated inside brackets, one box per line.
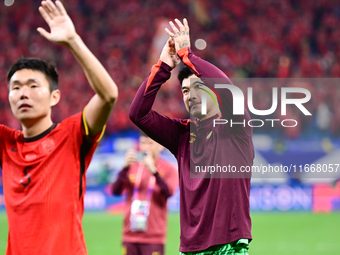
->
[160, 37, 181, 69]
[165, 18, 190, 52]
[37, 0, 77, 45]
[143, 151, 157, 174]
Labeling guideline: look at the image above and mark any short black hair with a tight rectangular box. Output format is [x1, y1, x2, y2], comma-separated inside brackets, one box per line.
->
[178, 66, 194, 86]
[7, 58, 59, 92]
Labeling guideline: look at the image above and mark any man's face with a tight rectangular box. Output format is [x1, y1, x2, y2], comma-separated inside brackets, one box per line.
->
[139, 136, 163, 157]
[182, 74, 219, 120]
[8, 69, 60, 125]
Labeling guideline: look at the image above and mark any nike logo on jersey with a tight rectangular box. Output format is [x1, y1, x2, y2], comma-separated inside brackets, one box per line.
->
[11, 147, 18, 152]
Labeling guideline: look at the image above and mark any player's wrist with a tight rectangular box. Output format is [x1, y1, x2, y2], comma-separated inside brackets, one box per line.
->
[177, 46, 190, 57]
[158, 60, 173, 72]
[159, 59, 171, 69]
[178, 41, 190, 50]
[64, 34, 82, 49]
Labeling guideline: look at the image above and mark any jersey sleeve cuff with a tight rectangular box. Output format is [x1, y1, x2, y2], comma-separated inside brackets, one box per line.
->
[81, 109, 106, 143]
[177, 47, 190, 58]
[159, 60, 173, 73]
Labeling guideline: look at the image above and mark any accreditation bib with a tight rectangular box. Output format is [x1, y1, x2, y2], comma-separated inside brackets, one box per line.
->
[130, 200, 150, 231]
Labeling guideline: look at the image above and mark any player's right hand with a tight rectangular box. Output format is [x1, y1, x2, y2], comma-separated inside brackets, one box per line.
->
[124, 149, 136, 168]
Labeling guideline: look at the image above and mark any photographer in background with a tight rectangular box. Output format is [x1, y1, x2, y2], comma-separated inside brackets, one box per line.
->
[112, 132, 178, 255]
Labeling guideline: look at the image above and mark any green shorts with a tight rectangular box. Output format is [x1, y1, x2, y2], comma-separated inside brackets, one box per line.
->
[179, 239, 249, 255]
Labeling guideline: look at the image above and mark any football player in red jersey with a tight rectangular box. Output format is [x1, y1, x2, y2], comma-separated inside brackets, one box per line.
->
[1, 1, 118, 254]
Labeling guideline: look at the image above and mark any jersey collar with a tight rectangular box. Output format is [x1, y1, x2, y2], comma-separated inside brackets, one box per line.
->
[24, 123, 57, 143]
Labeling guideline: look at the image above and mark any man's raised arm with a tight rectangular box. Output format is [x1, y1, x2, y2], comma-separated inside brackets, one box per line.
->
[37, 0, 118, 138]
[129, 38, 182, 154]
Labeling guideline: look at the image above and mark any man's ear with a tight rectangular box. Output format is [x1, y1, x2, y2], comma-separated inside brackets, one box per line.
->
[50, 89, 61, 107]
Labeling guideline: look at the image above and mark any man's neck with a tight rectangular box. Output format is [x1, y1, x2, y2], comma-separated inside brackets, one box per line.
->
[199, 108, 221, 121]
[22, 117, 54, 138]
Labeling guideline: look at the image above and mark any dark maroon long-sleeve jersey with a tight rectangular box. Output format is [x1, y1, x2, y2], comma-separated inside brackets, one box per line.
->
[129, 47, 254, 252]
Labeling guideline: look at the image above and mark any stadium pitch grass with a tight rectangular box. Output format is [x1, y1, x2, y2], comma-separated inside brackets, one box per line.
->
[0, 212, 339, 254]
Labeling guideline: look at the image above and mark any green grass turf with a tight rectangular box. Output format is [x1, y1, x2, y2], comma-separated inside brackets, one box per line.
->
[0, 212, 339, 254]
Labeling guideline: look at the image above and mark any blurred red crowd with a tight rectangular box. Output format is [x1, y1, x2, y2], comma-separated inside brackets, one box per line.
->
[0, 0, 339, 137]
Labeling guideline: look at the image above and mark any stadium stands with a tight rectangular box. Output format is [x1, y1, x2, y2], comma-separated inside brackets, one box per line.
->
[1, 0, 340, 137]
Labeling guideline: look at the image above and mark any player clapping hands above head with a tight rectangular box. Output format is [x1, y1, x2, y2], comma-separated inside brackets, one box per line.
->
[130, 18, 253, 255]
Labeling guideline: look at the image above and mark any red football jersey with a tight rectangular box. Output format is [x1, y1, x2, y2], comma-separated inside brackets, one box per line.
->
[0, 112, 101, 255]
